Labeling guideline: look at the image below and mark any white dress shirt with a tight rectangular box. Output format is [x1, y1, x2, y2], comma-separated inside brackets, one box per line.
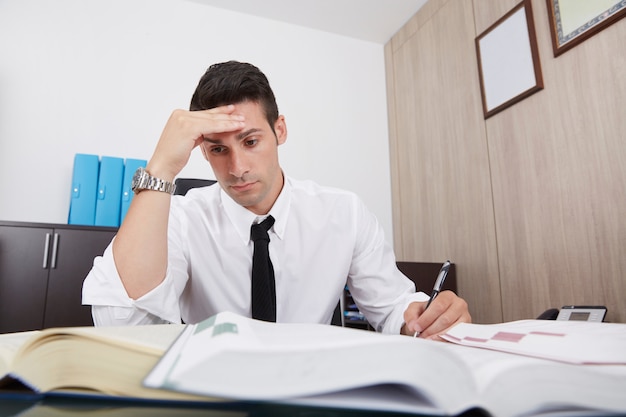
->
[82, 176, 427, 334]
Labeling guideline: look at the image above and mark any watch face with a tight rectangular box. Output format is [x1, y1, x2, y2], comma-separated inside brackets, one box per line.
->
[131, 167, 146, 191]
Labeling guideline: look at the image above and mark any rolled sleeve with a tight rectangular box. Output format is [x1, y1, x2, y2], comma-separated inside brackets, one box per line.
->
[381, 291, 430, 335]
[82, 238, 184, 326]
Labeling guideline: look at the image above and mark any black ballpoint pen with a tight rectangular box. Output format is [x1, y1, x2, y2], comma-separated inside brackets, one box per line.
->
[414, 260, 451, 337]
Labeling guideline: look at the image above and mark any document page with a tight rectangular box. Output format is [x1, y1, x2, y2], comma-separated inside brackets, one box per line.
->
[441, 320, 626, 364]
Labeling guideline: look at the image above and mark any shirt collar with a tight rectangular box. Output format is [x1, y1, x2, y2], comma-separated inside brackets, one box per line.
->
[220, 176, 291, 245]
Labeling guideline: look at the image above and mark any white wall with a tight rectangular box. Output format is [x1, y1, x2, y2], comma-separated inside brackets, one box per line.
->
[0, 0, 393, 242]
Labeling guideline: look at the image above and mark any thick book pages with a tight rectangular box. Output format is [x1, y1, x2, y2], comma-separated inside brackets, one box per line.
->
[120, 158, 147, 224]
[145, 312, 626, 417]
[94, 156, 124, 227]
[68, 153, 99, 226]
[0, 325, 213, 403]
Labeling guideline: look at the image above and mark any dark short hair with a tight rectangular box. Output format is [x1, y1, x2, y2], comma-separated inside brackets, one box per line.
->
[190, 61, 279, 129]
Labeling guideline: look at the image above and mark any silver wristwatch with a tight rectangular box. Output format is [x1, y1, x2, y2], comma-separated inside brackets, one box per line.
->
[131, 166, 176, 195]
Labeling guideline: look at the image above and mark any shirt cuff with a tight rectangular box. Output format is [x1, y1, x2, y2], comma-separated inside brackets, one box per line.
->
[382, 291, 429, 335]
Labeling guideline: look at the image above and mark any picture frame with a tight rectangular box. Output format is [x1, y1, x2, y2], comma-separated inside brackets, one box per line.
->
[547, 0, 626, 57]
[475, 0, 543, 119]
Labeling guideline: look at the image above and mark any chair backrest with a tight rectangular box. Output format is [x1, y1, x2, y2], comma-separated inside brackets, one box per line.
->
[396, 261, 457, 293]
[174, 178, 217, 196]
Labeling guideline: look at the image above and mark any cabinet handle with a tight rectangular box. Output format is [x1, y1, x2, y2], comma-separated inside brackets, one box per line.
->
[42, 233, 51, 269]
[50, 233, 60, 269]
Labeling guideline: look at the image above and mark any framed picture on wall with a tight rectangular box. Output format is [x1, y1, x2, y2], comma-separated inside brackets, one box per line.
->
[475, 0, 543, 119]
[547, 0, 626, 57]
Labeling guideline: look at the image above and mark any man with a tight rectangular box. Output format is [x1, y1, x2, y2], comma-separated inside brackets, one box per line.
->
[83, 61, 470, 337]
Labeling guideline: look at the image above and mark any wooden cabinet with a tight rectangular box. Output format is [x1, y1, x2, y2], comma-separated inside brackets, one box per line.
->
[0, 221, 116, 333]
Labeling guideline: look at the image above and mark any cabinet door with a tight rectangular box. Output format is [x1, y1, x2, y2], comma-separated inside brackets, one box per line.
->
[43, 228, 116, 328]
[0, 226, 51, 333]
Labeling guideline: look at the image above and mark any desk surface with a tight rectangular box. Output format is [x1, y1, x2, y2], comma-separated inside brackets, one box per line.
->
[0, 393, 490, 417]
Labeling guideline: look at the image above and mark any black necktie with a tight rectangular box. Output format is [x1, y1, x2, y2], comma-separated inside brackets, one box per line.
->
[250, 215, 276, 322]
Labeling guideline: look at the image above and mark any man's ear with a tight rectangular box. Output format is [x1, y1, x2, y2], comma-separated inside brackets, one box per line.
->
[274, 115, 287, 145]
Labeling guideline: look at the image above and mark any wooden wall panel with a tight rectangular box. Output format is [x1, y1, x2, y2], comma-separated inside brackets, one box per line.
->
[390, 0, 448, 53]
[476, 0, 626, 322]
[387, 0, 502, 324]
[387, 0, 626, 324]
[472, 0, 522, 35]
[385, 43, 404, 260]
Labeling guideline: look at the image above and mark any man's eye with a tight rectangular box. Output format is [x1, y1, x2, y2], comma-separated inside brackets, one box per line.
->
[245, 139, 258, 147]
[210, 146, 227, 154]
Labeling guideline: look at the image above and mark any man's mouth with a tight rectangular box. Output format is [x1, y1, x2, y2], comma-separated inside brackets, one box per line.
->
[230, 182, 256, 192]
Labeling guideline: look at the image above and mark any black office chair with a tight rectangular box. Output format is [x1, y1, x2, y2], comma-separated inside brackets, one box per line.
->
[174, 178, 217, 196]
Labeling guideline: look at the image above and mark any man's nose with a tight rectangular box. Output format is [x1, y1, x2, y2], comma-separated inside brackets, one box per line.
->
[228, 148, 249, 178]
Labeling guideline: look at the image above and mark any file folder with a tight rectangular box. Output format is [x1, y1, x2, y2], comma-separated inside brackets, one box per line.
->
[68, 153, 100, 226]
[94, 156, 124, 227]
[120, 158, 147, 224]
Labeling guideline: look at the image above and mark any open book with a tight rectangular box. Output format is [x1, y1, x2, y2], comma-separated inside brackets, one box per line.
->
[0, 324, 213, 402]
[145, 312, 626, 417]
